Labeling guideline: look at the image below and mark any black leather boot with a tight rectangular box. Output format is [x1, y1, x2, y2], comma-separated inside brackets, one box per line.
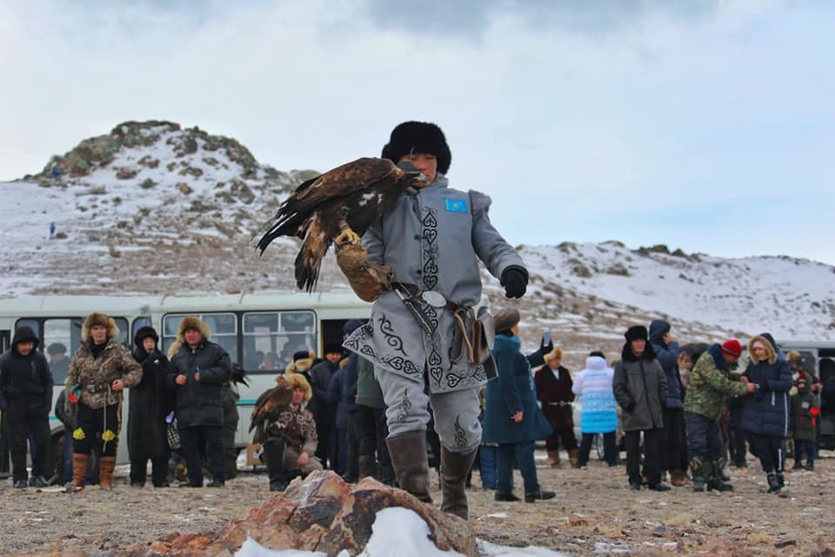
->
[440, 447, 478, 519]
[707, 460, 733, 492]
[358, 455, 376, 480]
[263, 438, 289, 492]
[386, 431, 432, 503]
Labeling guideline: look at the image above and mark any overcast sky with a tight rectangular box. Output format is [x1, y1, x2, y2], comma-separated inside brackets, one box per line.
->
[2, 0, 833, 264]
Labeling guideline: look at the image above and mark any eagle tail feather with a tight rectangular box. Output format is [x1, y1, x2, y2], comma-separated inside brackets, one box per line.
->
[294, 240, 324, 292]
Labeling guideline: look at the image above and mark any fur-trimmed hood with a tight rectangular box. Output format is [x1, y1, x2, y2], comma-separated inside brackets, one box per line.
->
[282, 372, 312, 403]
[166, 316, 212, 359]
[748, 335, 778, 364]
[81, 312, 120, 343]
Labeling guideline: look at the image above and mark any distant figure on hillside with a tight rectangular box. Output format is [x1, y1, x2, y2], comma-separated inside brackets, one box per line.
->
[49, 222, 56, 239]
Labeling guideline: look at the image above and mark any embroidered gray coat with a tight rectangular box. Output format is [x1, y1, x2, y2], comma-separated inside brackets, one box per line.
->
[344, 176, 525, 394]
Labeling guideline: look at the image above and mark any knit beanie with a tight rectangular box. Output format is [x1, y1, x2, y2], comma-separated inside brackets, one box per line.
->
[721, 339, 743, 357]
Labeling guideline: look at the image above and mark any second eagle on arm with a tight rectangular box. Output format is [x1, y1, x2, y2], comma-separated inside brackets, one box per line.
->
[256, 157, 425, 299]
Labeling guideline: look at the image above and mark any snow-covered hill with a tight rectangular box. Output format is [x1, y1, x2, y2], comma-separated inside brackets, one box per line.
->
[2, 120, 833, 368]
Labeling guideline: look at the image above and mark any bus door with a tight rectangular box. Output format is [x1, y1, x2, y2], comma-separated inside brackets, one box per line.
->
[817, 350, 835, 450]
[0, 327, 9, 475]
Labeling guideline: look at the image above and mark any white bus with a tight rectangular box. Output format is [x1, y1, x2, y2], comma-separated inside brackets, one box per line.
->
[0, 289, 371, 480]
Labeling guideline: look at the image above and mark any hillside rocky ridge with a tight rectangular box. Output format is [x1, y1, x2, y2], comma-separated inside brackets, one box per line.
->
[2, 120, 835, 369]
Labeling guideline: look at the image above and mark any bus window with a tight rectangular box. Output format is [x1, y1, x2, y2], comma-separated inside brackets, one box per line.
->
[243, 311, 316, 372]
[42, 318, 82, 385]
[161, 313, 239, 362]
[131, 316, 152, 348]
[15, 319, 40, 338]
[112, 317, 130, 346]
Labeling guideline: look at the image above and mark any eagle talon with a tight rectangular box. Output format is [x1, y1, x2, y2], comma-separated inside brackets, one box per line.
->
[335, 228, 361, 247]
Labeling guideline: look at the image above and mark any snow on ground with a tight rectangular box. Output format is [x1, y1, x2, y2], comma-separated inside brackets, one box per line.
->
[235, 507, 567, 557]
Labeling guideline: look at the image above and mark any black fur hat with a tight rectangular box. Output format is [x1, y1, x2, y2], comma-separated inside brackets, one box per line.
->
[134, 326, 159, 346]
[381, 121, 451, 174]
[624, 325, 649, 342]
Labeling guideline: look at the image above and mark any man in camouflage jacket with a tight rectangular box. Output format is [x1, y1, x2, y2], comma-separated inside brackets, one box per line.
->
[683, 340, 754, 492]
[66, 312, 143, 490]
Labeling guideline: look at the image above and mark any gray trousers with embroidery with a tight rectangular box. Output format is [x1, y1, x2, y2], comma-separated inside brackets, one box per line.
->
[376, 365, 482, 453]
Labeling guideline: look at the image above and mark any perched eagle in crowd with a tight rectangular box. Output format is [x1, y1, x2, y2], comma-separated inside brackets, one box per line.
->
[249, 375, 294, 444]
[256, 157, 425, 292]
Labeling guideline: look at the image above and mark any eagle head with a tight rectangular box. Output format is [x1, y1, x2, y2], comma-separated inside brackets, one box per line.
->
[396, 160, 428, 184]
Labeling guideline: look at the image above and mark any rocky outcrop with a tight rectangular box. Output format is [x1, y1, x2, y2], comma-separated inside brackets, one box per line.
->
[38, 120, 263, 179]
[120, 471, 479, 557]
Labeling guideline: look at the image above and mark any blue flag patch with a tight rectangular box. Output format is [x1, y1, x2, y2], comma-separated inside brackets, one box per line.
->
[444, 198, 468, 213]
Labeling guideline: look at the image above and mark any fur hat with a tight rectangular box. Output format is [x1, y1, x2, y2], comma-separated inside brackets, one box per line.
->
[323, 342, 344, 356]
[47, 342, 67, 355]
[721, 339, 743, 358]
[283, 372, 312, 403]
[493, 308, 520, 334]
[544, 347, 564, 363]
[134, 326, 159, 347]
[81, 312, 120, 343]
[624, 325, 648, 342]
[381, 121, 452, 174]
[167, 316, 212, 359]
[285, 350, 315, 374]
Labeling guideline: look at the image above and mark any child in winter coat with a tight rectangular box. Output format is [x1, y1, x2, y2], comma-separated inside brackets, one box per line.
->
[791, 373, 820, 471]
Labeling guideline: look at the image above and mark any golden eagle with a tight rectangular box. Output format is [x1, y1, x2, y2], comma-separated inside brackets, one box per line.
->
[256, 157, 425, 292]
[249, 375, 294, 444]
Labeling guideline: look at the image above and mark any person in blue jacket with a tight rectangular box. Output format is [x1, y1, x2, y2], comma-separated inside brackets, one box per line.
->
[740, 334, 793, 494]
[649, 319, 688, 486]
[482, 308, 556, 503]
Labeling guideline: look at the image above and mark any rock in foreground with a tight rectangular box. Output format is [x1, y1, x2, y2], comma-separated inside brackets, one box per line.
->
[121, 471, 478, 556]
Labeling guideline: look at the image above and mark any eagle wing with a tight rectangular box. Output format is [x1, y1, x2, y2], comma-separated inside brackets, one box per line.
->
[256, 157, 399, 251]
[249, 376, 294, 443]
[256, 157, 410, 293]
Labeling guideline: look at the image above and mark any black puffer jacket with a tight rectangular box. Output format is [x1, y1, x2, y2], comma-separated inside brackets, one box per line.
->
[0, 327, 53, 412]
[167, 340, 231, 428]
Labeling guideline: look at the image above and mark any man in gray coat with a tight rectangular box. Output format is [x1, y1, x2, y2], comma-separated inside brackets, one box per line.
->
[344, 121, 528, 520]
[613, 325, 669, 491]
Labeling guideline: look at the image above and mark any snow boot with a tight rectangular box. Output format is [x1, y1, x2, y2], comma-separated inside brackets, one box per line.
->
[440, 446, 478, 519]
[689, 457, 707, 492]
[99, 456, 116, 489]
[546, 450, 561, 468]
[358, 455, 376, 480]
[767, 472, 781, 494]
[69, 453, 90, 493]
[386, 431, 432, 503]
[707, 460, 733, 492]
[568, 449, 580, 469]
